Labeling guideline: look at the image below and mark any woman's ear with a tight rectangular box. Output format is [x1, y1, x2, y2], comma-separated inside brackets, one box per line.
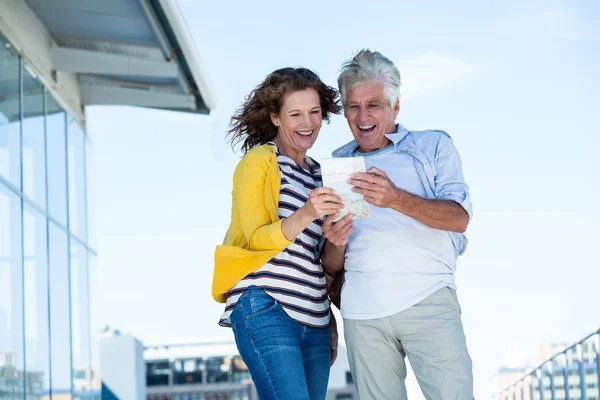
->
[270, 113, 280, 127]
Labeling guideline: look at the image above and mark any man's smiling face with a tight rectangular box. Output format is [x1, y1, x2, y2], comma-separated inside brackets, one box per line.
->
[344, 81, 400, 153]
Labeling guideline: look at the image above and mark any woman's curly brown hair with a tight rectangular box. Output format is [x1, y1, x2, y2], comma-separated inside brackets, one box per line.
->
[228, 67, 342, 153]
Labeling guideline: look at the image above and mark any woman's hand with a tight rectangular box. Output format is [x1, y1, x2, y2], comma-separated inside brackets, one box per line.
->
[282, 188, 343, 242]
[301, 187, 343, 220]
[330, 311, 339, 366]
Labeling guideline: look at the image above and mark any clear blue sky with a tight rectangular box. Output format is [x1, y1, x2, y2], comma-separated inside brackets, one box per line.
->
[86, 0, 600, 397]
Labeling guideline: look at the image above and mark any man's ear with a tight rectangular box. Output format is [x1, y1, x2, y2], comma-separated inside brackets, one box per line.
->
[393, 99, 400, 117]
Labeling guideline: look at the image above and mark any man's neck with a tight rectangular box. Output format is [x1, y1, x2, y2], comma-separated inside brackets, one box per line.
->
[358, 137, 393, 153]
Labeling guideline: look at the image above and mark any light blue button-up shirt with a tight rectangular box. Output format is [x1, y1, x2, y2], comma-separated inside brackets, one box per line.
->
[332, 123, 472, 257]
[332, 124, 473, 319]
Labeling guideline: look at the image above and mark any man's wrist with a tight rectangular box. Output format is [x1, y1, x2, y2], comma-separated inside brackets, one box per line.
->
[390, 186, 409, 211]
[325, 239, 346, 253]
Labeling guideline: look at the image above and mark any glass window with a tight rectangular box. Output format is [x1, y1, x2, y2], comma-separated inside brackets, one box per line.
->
[22, 64, 46, 210]
[174, 358, 204, 385]
[232, 356, 250, 383]
[0, 184, 24, 400]
[173, 360, 183, 371]
[71, 240, 91, 394]
[146, 360, 170, 386]
[46, 94, 67, 226]
[23, 204, 50, 398]
[0, 38, 21, 190]
[183, 359, 196, 373]
[88, 251, 100, 392]
[85, 136, 96, 249]
[68, 118, 86, 240]
[206, 357, 229, 383]
[48, 222, 72, 393]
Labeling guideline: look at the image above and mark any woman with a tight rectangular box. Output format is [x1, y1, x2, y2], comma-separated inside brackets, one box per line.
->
[212, 67, 343, 400]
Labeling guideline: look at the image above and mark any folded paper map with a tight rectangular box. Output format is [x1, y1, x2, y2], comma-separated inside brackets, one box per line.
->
[320, 157, 371, 222]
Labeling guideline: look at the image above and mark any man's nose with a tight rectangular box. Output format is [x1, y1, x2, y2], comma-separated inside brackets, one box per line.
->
[357, 106, 369, 121]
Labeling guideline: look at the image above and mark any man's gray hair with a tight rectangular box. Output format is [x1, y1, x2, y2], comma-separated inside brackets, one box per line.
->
[338, 49, 401, 107]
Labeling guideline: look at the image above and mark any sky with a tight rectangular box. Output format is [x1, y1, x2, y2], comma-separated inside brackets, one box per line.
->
[85, 0, 600, 398]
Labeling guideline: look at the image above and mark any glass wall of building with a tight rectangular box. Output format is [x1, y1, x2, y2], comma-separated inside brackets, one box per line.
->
[0, 33, 97, 399]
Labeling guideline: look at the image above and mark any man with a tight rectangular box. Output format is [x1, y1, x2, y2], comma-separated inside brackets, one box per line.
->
[322, 49, 474, 399]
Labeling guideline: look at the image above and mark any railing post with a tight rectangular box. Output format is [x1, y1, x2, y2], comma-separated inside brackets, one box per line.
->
[498, 387, 506, 400]
[537, 369, 545, 400]
[520, 379, 525, 400]
[529, 372, 535, 400]
[548, 361, 556, 400]
[577, 343, 587, 400]
[558, 352, 570, 400]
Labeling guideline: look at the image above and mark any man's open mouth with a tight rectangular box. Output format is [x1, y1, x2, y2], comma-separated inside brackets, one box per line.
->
[358, 125, 376, 134]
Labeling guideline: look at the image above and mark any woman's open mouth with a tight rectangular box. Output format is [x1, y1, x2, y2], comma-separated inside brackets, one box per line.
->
[296, 130, 314, 138]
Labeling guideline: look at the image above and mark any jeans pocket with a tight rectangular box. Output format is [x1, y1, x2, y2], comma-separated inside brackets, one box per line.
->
[231, 322, 240, 348]
[246, 293, 278, 319]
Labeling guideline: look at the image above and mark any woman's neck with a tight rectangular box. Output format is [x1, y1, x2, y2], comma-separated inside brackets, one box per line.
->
[273, 137, 306, 167]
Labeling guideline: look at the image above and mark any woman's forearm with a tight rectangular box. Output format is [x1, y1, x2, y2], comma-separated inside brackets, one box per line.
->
[281, 206, 315, 241]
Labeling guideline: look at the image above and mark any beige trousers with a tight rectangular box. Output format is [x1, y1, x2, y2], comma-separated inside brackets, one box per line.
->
[344, 287, 474, 400]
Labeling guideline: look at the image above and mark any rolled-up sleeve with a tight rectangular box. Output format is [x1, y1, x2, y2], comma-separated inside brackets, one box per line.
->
[433, 133, 473, 220]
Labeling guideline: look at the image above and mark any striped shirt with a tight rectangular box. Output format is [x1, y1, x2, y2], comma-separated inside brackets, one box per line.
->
[219, 143, 330, 328]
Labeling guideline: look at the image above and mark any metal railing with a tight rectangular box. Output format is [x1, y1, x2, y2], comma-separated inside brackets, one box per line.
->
[493, 328, 600, 400]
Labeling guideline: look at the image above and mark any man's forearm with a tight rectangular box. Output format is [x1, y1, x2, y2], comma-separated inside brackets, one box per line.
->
[322, 240, 345, 276]
[391, 189, 468, 233]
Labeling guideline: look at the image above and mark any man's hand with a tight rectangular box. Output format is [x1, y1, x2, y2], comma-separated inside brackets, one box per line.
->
[329, 312, 338, 366]
[322, 213, 353, 247]
[348, 167, 400, 208]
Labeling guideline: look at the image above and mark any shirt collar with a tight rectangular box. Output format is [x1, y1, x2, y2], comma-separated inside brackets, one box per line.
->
[384, 123, 410, 146]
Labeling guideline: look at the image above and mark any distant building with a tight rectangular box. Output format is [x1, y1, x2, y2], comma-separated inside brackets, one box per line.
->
[144, 339, 358, 400]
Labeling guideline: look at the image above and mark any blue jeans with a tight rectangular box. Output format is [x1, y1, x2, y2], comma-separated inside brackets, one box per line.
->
[230, 286, 331, 400]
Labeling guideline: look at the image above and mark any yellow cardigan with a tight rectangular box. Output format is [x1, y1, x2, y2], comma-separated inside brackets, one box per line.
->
[212, 144, 294, 303]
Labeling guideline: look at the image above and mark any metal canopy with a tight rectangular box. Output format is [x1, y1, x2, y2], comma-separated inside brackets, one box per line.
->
[24, 0, 216, 115]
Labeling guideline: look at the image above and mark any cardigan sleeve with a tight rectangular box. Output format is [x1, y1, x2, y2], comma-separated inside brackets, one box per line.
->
[233, 149, 294, 251]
